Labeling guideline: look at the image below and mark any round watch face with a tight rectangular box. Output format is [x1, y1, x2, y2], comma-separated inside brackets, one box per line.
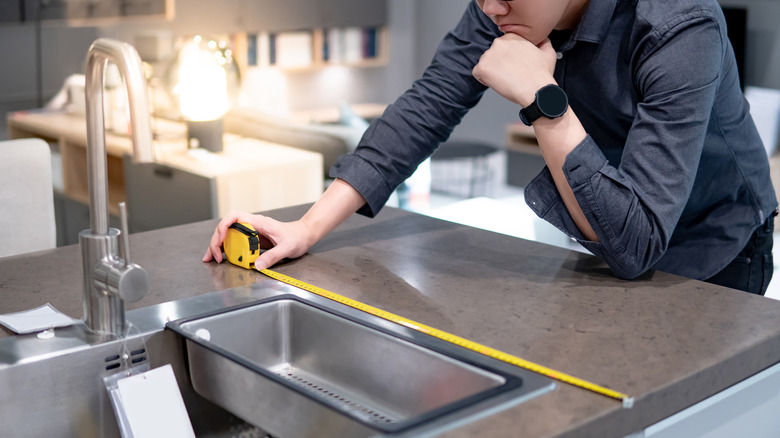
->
[537, 85, 568, 118]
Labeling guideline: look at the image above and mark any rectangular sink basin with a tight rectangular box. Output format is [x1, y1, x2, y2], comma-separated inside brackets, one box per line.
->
[167, 295, 553, 437]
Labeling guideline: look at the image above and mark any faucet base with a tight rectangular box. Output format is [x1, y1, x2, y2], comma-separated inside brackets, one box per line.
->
[80, 228, 126, 337]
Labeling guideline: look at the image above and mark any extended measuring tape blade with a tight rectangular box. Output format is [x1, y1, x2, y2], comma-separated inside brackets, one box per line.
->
[259, 268, 634, 407]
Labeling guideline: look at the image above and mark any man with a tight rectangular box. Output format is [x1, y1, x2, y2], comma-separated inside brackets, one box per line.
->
[205, 0, 777, 294]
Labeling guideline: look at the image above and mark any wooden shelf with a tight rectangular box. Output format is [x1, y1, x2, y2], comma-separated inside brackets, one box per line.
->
[234, 27, 388, 73]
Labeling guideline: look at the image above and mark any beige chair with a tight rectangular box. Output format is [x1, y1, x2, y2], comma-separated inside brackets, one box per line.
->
[0, 138, 56, 258]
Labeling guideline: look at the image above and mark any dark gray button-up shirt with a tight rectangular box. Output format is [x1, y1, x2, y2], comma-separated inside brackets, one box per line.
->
[330, 0, 777, 281]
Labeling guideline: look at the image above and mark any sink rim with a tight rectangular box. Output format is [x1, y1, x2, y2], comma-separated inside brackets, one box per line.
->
[166, 294, 538, 434]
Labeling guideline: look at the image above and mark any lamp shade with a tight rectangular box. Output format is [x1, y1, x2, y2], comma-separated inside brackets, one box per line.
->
[165, 36, 241, 122]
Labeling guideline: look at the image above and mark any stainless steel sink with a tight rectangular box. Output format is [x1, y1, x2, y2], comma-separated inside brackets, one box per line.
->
[0, 279, 553, 437]
[167, 295, 555, 437]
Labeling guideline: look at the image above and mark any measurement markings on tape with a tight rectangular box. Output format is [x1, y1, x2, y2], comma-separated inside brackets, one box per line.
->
[259, 268, 634, 407]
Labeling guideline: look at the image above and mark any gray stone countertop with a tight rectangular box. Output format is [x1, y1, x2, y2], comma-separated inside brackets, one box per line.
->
[2, 205, 780, 437]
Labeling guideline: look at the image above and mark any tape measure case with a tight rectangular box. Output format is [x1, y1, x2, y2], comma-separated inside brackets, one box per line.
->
[224, 223, 260, 269]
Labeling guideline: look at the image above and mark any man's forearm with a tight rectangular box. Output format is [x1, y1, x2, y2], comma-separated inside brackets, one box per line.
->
[533, 109, 598, 242]
[300, 178, 367, 246]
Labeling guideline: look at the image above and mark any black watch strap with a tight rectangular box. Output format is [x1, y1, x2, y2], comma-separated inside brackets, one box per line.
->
[519, 102, 542, 126]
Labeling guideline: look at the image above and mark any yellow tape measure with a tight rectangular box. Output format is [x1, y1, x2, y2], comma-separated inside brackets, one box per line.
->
[259, 268, 634, 407]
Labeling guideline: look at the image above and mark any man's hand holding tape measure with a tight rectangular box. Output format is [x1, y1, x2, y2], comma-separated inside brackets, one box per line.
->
[202, 211, 310, 271]
[203, 179, 367, 270]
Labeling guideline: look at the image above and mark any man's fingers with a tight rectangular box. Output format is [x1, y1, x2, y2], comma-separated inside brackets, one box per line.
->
[204, 211, 260, 264]
[253, 248, 281, 272]
[204, 212, 298, 271]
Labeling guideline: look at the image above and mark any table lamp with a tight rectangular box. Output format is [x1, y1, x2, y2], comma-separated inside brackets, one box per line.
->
[169, 36, 240, 153]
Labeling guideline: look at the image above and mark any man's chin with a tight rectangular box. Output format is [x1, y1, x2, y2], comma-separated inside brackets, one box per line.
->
[498, 25, 542, 43]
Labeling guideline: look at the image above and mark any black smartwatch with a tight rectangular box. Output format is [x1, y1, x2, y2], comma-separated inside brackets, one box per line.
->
[519, 84, 568, 126]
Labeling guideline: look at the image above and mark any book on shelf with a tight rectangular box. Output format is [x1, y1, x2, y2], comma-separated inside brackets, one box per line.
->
[323, 27, 381, 64]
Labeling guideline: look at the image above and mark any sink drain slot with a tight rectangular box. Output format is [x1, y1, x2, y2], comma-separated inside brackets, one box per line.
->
[103, 348, 147, 371]
[278, 369, 397, 426]
[130, 348, 147, 365]
[105, 353, 123, 371]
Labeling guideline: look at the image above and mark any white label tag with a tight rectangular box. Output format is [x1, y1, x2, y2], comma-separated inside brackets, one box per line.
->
[0, 303, 76, 334]
[115, 364, 195, 438]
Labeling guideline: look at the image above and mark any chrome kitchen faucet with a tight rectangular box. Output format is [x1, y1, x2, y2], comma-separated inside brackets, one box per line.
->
[80, 38, 154, 336]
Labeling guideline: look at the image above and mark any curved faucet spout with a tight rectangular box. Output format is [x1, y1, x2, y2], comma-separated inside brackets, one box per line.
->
[85, 38, 154, 235]
[81, 38, 153, 337]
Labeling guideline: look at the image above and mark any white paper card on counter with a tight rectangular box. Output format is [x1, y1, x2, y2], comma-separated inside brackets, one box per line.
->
[0, 303, 77, 334]
[115, 364, 195, 438]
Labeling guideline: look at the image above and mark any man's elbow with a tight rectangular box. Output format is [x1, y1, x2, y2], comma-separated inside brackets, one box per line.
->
[605, 254, 656, 280]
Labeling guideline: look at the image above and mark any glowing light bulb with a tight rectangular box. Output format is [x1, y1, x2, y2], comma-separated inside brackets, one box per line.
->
[175, 39, 229, 122]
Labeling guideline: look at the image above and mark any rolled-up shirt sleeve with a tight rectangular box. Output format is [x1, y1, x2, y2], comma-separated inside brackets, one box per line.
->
[526, 15, 724, 279]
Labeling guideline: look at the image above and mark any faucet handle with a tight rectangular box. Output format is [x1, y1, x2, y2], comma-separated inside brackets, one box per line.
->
[118, 202, 132, 265]
[116, 202, 149, 303]
[116, 263, 150, 303]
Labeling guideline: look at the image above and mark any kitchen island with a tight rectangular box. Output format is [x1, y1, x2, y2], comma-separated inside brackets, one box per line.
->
[1, 204, 780, 437]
